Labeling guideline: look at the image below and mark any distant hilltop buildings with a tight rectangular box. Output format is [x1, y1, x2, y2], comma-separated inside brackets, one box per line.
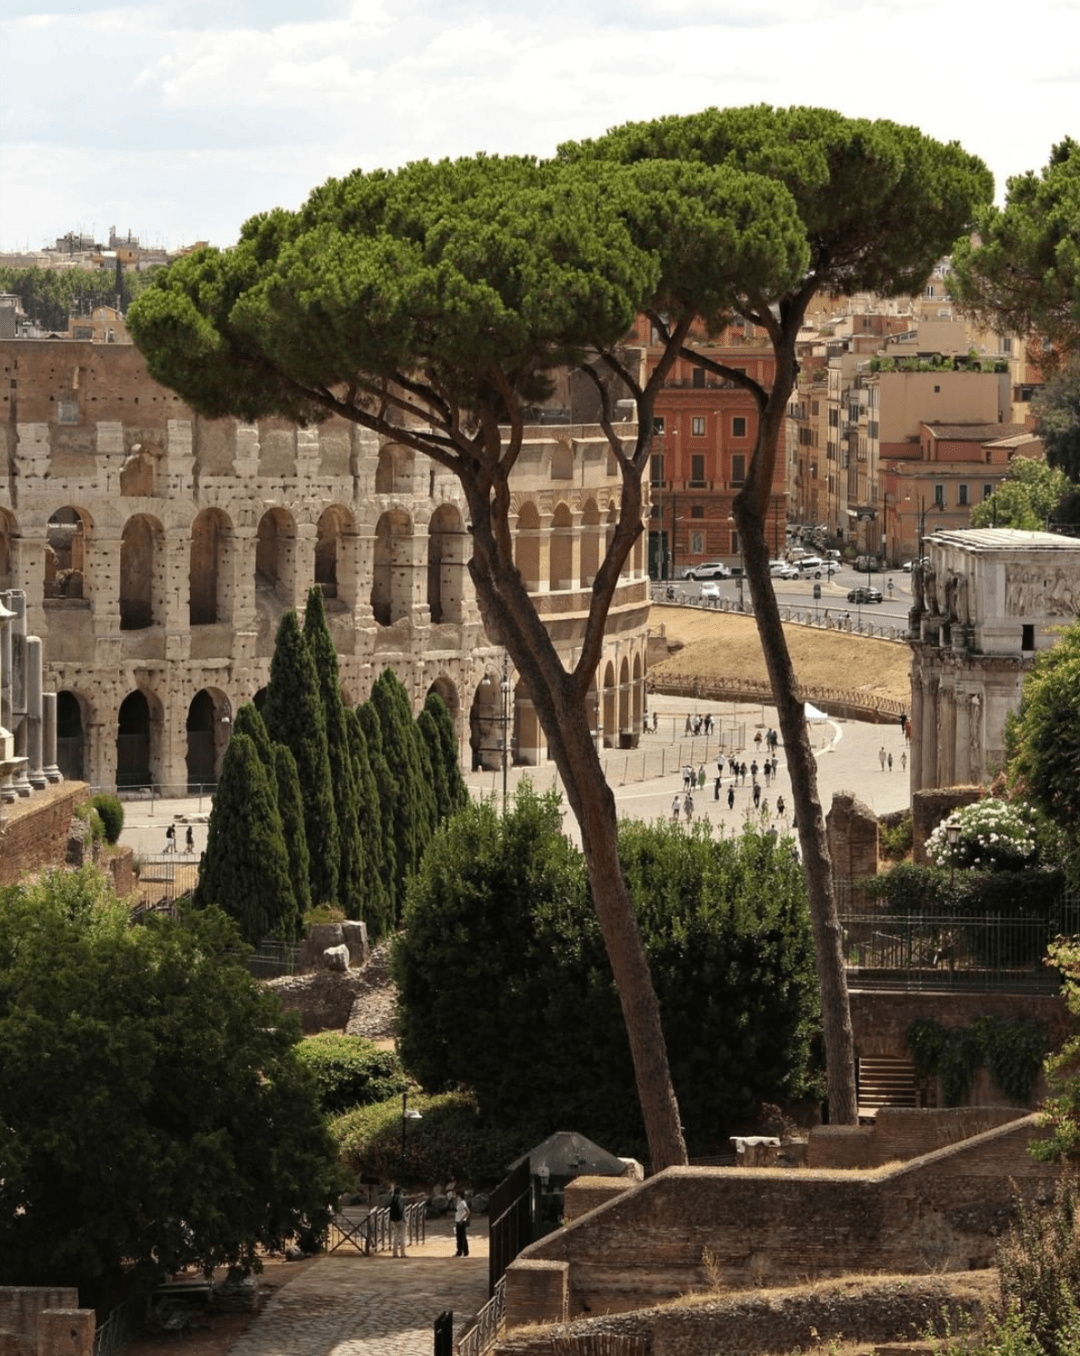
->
[0, 225, 208, 275]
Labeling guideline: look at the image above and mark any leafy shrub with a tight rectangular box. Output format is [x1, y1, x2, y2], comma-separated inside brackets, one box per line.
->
[331, 1090, 532, 1188]
[303, 905, 346, 929]
[879, 811, 913, 862]
[91, 794, 124, 845]
[907, 1015, 1046, 1107]
[997, 1176, 1080, 1356]
[926, 799, 1039, 873]
[295, 1033, 407, 1114]
[73, 800, 105, 845]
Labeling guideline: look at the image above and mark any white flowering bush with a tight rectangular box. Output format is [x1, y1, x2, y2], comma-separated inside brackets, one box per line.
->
[926, 798, 1038, 873]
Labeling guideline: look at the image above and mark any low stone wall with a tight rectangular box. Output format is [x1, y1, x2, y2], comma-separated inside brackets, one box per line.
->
[0, 1288, 89, 1356]
[495, 1273, 996, 1356]
[808, 1106, 1026, 1169]
[564, 1178, 634, 1224]
[503, 1115, 1056, 1327]
[265, 969, 367, 1034]
[0, 784, 87, 887]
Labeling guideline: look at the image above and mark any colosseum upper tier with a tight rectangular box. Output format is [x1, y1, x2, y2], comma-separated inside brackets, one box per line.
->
[0, 339, 650, 793]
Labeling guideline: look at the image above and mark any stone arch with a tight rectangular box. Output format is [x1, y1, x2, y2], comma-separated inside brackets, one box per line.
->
[602, 660, 617, 748]
[427, 674, 460, 721]
[468, 670, 501, 772]
[186, 687, 230, 788]
[252, 686, 268, 712]
[44, 506, 91, 601]
[119, 513, 165, 630]
[116, 688, 160, 787]
[515, 502, 541, 592]
[371, 509, 412, 625]
[376, 443, 413, 495]
[189, 507, 233, 626]
[255, 508, 297, 604]
[56, 689, 87, 781]
[427, 504, 467, 624]
[316, 504, 357, 611]
[632, 651, 644, 735]
[580, 498, 601, 588]
[550, 502, 573, 591]
[618, 654, 631, 738]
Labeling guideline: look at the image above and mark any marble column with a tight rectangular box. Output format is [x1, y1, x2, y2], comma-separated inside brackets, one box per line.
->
[42, 691, 62, 783]
[26, 635, 46, 788]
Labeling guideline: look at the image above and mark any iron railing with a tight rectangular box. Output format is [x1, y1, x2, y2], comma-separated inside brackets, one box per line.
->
[94, 1292, 144, 1356]
[841, 909, 1080, 993]
[455, 1278, 505, 1356]
[326, 1201, 426, 1255]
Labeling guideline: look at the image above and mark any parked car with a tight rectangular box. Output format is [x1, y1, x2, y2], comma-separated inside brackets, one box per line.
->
[847, 586, 884, 604]
[687, 561, 732, 580]
[769, 559, 800, 579]
[793, 556, 827, 578]
[700, 581, 721, 601]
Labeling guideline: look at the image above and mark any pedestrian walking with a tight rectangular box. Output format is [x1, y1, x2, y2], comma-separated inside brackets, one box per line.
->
[761, 797, 769, 817]
[165, 823, 176, 853]
[754, 731, 763, 750]
[740, 761, 748, 784]
[672, 794, 681, 822]
[727, 785, 735, 811]
[698, 764, 706, 789]
[753, 783, 761, 809]
[453, 1192, 471, 1257]
[684, 792, 694, 822]
[888, 752, 894, 772]
[771, 755, 778, 778]
[764, 762, 771, 786]
[390, 1185, 407, 1258]
[714, 775, 721, 801]
[185, 825, 195, 854]
[901, 750, 907, 772]
[750, 759, 759, 780]
[878, 746, 887, 771]
[683, 764, 692, 791]
[777, 795, 786, 817]
[685, 714, 693, 735]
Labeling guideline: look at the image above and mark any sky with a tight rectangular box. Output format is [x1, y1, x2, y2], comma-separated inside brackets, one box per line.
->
[1, 0, 1078, 255]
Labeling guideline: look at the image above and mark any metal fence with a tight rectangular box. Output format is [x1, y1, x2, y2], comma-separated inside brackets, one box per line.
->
[841, 908, 1080, 993]
[240, 938, 302, 979]
[94, 1292, 144, 1356]
[326, 1201, 426, 1255]
[455, 1278, 505, 1356]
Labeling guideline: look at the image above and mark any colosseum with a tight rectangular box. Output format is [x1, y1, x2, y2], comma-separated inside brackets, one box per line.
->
[0, 337, 650, 794]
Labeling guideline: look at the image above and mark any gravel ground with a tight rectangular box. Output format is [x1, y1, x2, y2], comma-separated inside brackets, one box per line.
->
[344, 941, 399, 1042]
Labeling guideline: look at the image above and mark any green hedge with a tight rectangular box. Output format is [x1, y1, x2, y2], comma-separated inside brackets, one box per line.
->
[294, 1033, 407, 1114]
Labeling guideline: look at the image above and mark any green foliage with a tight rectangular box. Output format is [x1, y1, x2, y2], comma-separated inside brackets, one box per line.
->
[926, 798, 1040, 873]
[193, 732, 298, 944]
[906, 1015, 1046, 1107]
[90, 793, 124, 845]
[970, 457, 1077, 531]
[1034, 362, 1080, 483]
[343, 707, 392, 939]
[355, 701, 400, 926]
[232, 701, 275, 769]
[952, 137, 1080, 371]
[294, 1033, 406, 1114]
[1006, 616, 1080, 883]
[74, 799, 105, 845]
[419, 691, 468, 822]
[393, 785, 819, 1150]
[879, 812, 913, 862]
[1032, 938, 1080, 1164]
[0, 264, 138, 332]
[331, 1090, 532, 1189]
[0, 870, 342, 1299]
[997, 1176, 1080, 1356]
[263, 610, 340, 908]
[272, 743, 313, 921]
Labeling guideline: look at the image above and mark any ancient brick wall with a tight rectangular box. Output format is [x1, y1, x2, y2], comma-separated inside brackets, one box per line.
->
[808, 1106, 1026, 1169]
[563, 1178, 633, 1223]
[0, 1290, 80, 1356]
[503, 1115, 1056, 1327]
[0, 783, 87, 886]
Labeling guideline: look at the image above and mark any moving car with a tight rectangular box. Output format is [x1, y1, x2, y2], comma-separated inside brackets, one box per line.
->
[700, 581, 721, 601]
[793, 556, 827, 578]
[847, 585, 884, 604]
[687, 561, 732, 580]
[769, 560, 800, 579]
[855, 555, 882, 573]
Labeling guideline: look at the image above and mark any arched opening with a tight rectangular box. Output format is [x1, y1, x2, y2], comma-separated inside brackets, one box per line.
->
[186, 688, 229, 789]
[371, 509, 412, 625]
[116, 690, 153, 787]
[255, 508, 296, 603]
[580, 499, 601, 588]
[189, 508, 232, 626]
[602, 661, 616, 748]
[253, 686, 268, 712]
[427, 505, 466, 624]
[0, 509, 16, 592]
[56, 690, 85, 781]
[119, 514, 164, 630]
[426, 674, 460, 722]
[44, 507, 90, 601]
[632, 652, 644, 737]
[375, 443, 413, 495]
[618, 655, 631, 739]
[468, 672, 501, 772]
[515, 502, 541, 592]
[550, 503, 573, 591]
[316, 504, 356, 608]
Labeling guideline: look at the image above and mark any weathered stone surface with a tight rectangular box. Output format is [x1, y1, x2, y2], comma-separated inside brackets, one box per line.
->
[322, 944, 349, 973]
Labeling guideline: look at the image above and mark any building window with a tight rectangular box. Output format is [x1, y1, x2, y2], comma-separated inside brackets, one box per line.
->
[650, 454, 664, 485]
[958, 484, 969, 506]
[934, 483, 945, 508]
[731, 454, 746, 486]
[732, 416, 747, 438]
[690, 504, 704, 519]
[983, 484, 993, 500]
[653, 416, 664, 435]
[691, 416, 706, 437]
[57, 400, 79, 425]
[690, 454, 705, 486]
[691, 531, 705, 555]
[692, 367, 705, 388]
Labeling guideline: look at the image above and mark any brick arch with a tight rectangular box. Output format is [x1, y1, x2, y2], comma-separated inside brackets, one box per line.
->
[316, 503, 358, 610]
[120, 513, 165, 630]
[189, 507, 234, 626]
[44, 505, 93, 602]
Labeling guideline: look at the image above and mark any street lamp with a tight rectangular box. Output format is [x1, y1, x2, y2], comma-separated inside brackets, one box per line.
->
[400, 1091, 422, 1188]
[945, 817, 962, 888]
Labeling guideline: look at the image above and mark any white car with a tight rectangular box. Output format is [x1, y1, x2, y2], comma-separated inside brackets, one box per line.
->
[687, 561, 732, 580]
[793, 556, 827, 578]
[769, 560, 799, 579]
[700, 581, 721, 601]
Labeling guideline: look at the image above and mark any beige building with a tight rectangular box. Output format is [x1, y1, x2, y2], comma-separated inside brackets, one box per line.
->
[908, 528, 1080, 793]
[0, 339, 649, 793]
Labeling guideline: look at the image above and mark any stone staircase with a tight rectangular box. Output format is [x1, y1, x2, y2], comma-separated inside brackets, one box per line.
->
[857, 1055, 918, 1118]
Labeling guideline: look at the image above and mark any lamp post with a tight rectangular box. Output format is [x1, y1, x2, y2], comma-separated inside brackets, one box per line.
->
[945, 817, 961, 889]
[400, 1091, 422, 1189]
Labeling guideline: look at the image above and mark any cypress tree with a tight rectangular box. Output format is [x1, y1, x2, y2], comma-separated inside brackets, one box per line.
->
[416, 707, 450, 825]
[344, 708, 392, 939]
[356, 699, 402, 923]
[193, 731, 296, 944]
[232, 702, 275, 771]
[262, 610, 340, 907]
[302, 588, 365, 917]
[272, 743, 313, 923]
[369, 669, 437, 901]
[420, 691, 468, 820]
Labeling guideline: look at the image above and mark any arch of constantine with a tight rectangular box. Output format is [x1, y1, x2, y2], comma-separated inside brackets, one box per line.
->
[0, 339, 649, 793]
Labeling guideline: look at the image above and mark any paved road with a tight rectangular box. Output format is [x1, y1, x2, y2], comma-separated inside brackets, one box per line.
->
[227, 1221, 489, 1356]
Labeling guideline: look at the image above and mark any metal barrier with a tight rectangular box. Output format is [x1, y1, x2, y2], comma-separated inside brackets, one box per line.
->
[455, 1278, 505, 1356]
[94, 1292, 144, 1356]
[327, 1201, 427, 1255]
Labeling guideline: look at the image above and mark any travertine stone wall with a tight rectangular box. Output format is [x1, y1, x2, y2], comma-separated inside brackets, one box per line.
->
[1, 340, 650, 791]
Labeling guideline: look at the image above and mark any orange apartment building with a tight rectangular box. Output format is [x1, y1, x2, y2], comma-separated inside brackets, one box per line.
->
[632, 317, 786, 578]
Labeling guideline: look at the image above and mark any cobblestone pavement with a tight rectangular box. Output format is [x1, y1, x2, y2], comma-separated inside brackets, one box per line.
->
[227, 1222, 489, 1356]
